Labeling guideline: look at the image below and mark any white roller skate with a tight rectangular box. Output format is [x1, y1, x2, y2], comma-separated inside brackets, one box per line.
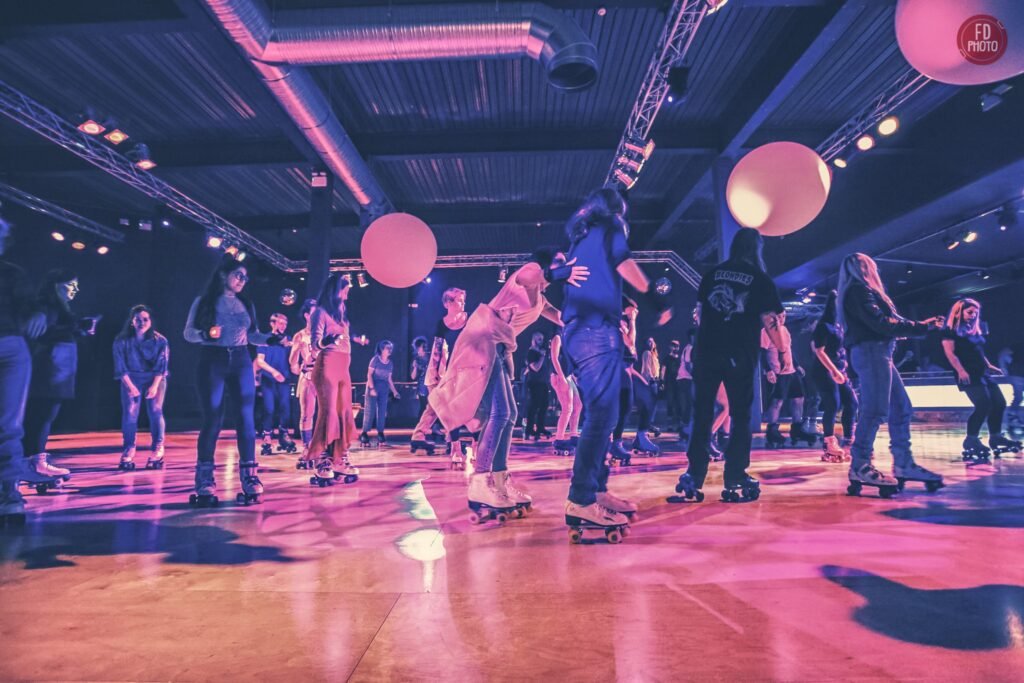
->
[821, 436, 848, 463]
[32, 453, 70, 479]
[846, 463, 899, 499]
[333, 453, 359, 484]
[189, 461, 218, 507]
[596, 490, 638, 521]
[310, 455, 336, 487]
[146, 443, 165, 470]
[236, 462, 263, 505]
[449, 441, 467, 471]
[23, 453, 70, 494]
[467, 472, 517, 524]
[565, 500, 629, 544]
[892, 461, 944, 493]
[118, 446, 137, 471]
[492, 470, 531, 517]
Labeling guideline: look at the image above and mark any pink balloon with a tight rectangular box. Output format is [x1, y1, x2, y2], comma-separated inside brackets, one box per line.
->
[726, 142, 831, 237]
[360, 213, 438, 288]
[896, 0, 1024, 85]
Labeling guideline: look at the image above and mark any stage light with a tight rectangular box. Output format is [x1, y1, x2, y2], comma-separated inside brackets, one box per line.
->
[596, 6, 607, 16]
[905, 264, 913, 275]
[962, 229, 978, 243]
[71, 241, 85, 250]
[802, 296, 812, 304]
[161, 218, 171, 228]
[310, 171, 328, 188]
[623, 137, 656, 161]
[998, 205, 1018, 231]
[707, 0, 729, 15]
[119, 217, 131, 227]
[833, 158, 847, 169]
[498, 266, 508, 283]
[224, 244, 238, 256]
[616, 155, 643, 173]
[613, 168, 638, 190]
[981, 270, 991, 280]
[128, 143, 156, 171]
[945, 236, 960, 250]
[424, 276, 432, 284]
[877, 116, 899, 136]
[856, 134, 875, 151]
[357, 272, 368, 288]
[138, 219, 152, 232]
[235, 251, 246, 262]
[51, 231, 65, 241]
[666, 66, 690, 104]
[206, 235, 223, 249]
[104, 129, 129, 145]
[807, 291, 816, 298]
[76, 112, 105, 135]
[97, 245, 109, 255]
[980, 92, 1004, 113]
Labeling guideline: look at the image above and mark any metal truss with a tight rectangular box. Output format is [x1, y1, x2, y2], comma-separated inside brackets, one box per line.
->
[0, 181, 124, 242]
[0, 79, 294, 269]
[816, 66, 931, 162]
[605, 0, 713, 186]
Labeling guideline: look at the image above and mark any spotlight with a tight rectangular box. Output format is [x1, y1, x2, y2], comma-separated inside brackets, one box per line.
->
[357, 272, 368, 288]
[128, 143, 156, 171]
[224, 244, 239, 257]
[998, 205, 1018, 231]
[666, 66, 690, 104]
[623, 137, 656, 161]
[535, 221, 542, 228]
[119, 217, 131, 227]
[980, 92, 1004, 113]
[877, 116, 899, 136]
[962, 229, 978, 243]
[71, 241, 86, 250]
[97, 245, 109, 255]
[161, 218, 171, 228]
[75, 110, 105, 135]
[613, 168, 638, 190]
[833, 158, 847, 169]
[981, 270, 992, 280]
[51, 231, 65, 241]
[235, 251, 246, 262]
[138, 219, 153, 232]
[905, 264, 913, 275]
[802, 296, 812, 304]
[310, 171, 328, 188]
[856, 134, 875, 151]
[424, 276, 432, 284]
[706, 0, 729, 13]
[945, 236, 960, 250]
[616, 155, 643, 173]
[104, 129, 129, 145]
[596, 6, 607, 16]
[498, 266, 508, 283]
[206, 235, 223, 249]
[807, 291, 816, 298]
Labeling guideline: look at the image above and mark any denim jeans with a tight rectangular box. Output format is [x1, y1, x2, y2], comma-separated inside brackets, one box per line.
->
[120, 372, 166, 449]
[686, 350, 756, 486]
[197, 346, 256, 464]
[564, 321, 622, 505]
[260, 379, 292, 435]
[0, 335, 31, 482]
[362, 382, 391, 436]
[474, 349, 517, 472]
[849, 341, 913, 468]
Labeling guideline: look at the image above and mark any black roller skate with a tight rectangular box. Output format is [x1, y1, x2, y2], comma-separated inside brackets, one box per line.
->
[846, 463, 899, 499]
[631, 432, 660, 457]
[1, 481, 26, 529]
[764, 425, 786, 449]
[310, 456, 336, 487]
[565, 501, 630, 544]
[721, 474, 761, 502]
[278, 432, 298, 454]
[333, 454, 359, 484]
[553, 439, 575, 456]
[989, 433, 1022, 458]
[146, 443, 165, 470]
[650, 425, 662, 438]
[671, 472, 705, 503]
[260, 440, 274, 457]
[236, 462, 263, 505]
[189, 462, 218, 507]
[569, 435, 579, 448]
[893, 462, 944, 493]
[118, 446, 137, 471]
[358, 432, 372, 449]
[410, 438, 436, 455]
[609, 440, 632, 466]
[790, 422, 817, 447]
[961, 436, 992, 463]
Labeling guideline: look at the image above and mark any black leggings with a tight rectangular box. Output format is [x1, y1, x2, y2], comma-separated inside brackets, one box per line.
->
[813, 365, 858, 438]
[22, 397, 63, 457]
[525, 382, 550, 437]
[197, 346, 256, 464]
[964, 382, 1006, 437]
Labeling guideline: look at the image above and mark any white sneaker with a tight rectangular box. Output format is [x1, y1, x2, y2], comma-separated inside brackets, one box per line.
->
[596, 491, 637, 514]
[565, 500, 628, 526]
[468, 472, 514, 509]
[32, 453, 70, 478]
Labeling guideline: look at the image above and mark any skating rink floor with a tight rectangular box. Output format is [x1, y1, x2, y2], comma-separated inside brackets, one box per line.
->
[2, 425, 1023, 682]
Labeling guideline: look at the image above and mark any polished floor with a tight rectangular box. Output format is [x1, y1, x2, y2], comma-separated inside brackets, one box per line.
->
[2, 426, 1023, 682]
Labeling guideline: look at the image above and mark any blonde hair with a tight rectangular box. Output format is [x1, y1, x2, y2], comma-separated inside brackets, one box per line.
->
[442, 287, 466, 306]
[837, 253, 896, 329]
[946, 298, 981, 337]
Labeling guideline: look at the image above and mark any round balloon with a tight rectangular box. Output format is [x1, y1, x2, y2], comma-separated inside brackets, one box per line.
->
[654, 277, 672, 296]
[726, 142, 831, 237]
[896, 0, 1024, 85]
[360, 213, 438, 289]
[279, 288, 297, 306]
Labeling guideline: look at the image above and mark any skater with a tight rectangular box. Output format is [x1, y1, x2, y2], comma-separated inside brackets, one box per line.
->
[361, 340, 401, 447]
[550, 332, 582, 455]
[708, 383, 730, 461]
[676, 329, 696, 440]
[255, 312, 294, 456]
[941, 298, 1019, 460]
[22, 269, 98, 484]
[641, 337, 663, 433]
[760, 311, 809, 448]
[430, 248, 588, 522]
[410, 287, 468, 458]
[997, 348, 1024, 436]
[523, 332, 552, 440]
[307, 274, 368, 486]
[0, 216, 48, 523]
[184, 256, 278, 505]
[561, 187, 671, 537]
[288, 299, 318, 467]
[811, 291, 858, 462]
[410, 336, 430, 420]
[112, 305, 169, 470]
[672, 227, 784, 504]
[661, 339, 683, 433]
[838, 253, 945, 496]
[610, 299, 640, 465]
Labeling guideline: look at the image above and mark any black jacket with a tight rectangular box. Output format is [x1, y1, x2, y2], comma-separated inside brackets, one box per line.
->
[842, 282, 928, 348]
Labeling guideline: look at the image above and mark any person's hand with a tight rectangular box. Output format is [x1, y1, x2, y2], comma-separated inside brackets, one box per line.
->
[368, 387, 377, 397]
[354, 334, 369, 346]
[627, 307, 639, 321]
[656, 308, 673, 327]
[126, 383, 141, 398]
[273, 370, 286, 383]
[208, 325, 222, 340]
[145, 384, 160, 399]
[766, 371, 777, 384]
[988, 364, 1004, 376]
[957, 369, 970, 385]
[924, 317, 944, 330]
[830, 369, 846, 385]
[564, 257, 590, 288]
[25, 312, 47, 339]
[392, 390, 401, 400]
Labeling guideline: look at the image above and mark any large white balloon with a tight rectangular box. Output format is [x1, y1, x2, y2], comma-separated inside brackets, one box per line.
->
[896, 0, 1024, 85]
[360, 213, 437, 288]
[726, 142, 831, 237]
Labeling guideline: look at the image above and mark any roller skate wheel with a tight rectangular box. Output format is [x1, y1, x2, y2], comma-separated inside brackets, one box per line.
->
[925, 480, 943, 493]
[514, 508, 525, 519]
[747, 488, 760, 501]
[896, 478, 906, 491]
[495, 512, 508, 524]
[846, 482, 862, 496]
[344, 475, 358, 484]
[695, 491, 705, 502]
[189, 493, 198, 505]
[236, 492, 247, 504]
[620, 526, 631, 538]
[605, 529, 623, 544]
[568, 528, 583, 544]
[879, 486, 897, 499]
[469, 512, 481, 525]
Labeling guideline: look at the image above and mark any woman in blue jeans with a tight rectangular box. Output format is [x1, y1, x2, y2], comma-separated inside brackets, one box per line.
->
[838, 253, 944, 495]
[112, 305, 169, 470]
[361, 340, 400, 447]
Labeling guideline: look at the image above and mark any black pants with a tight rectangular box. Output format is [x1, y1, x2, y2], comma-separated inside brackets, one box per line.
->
[525, 381, 550, 437]
[686, 352, 756, 486]
[22, 397, 62, 457]
[664, 377, 681, 423]
[197, 346, 256, 464]
[964, 381, 1006, 437]
[813, 365, 859, 437]
[677, 378, 694, 433]
[613, 367, 633, 440]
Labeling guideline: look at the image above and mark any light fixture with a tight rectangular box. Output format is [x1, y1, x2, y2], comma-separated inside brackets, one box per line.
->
[833, 158, 847, 169]
[498, 266, 508, 283]
[310, 170, 328, 188]
[97, 245, 109, 255]
[706, 0, 729, 14]
[877, 116, 899, 136]
[962, 229, 978, 243]
[623, 137, 656, 161]
[424, 276, 432, 284]
[613, 168, 638, 190]
[616, 155, 643, 173]
[104, 129, 129, 145]
[51, 231, 65, 241]
[235, 251, 247, 262]
[206, 235, 223, 248]
[981, 270, 992, 280]
[119, 217, 131, 227]
[596, 6, 607, 16]
[856, 134, 875, 151]
[807, 291, 816, 298]
[535, 221, 542, 228]
[75, 110, 105, 135]
[666, 66, 690, 104]
[161, 218, 171, 228]
[945, 236, 960, 250]
[224, 244, 239, 257]
[905, 264, 913, 275]
[357, 272, 368, 288]
[801, 296, 812, 304]
[998, 205, 1017, 231]
[128, 143, 156, 170]
[71, 241, 86, 250]
[138, 219, 153, 232]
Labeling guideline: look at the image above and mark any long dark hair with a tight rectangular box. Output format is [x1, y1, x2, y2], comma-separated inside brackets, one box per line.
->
[316, 273, 351, 324]
[728, 227, 767, 273]
[819, 290, 838, 326]
[193, 256, 256, 332]
[39, 268, 78, 314]
[566, 187, 628, 245]
[118, 304, 156, 340]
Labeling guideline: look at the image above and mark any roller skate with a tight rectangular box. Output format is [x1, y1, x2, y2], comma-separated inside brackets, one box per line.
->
[358, 432, 372, 449]
[597, 490, 638, 521]
[804, 418, 824, 439]
[236, 461, 263, 505]
[989, 433, 1022, 458]
[764, 425, 786, 449]
[672, 472, 705, 502]
[790, 422, 817, 447]
[721, 473, 761, 503]
[1, 480, 27, 528]
[260, 439, 274, 457]
[278, 432, 298, 454]
[467, 472, 517, 524]
[708, 438, 724, 462]
[650, 425, 662, 438]
[492, 470, 532, 517]
[24, 453, 70, 494]
[310, 456, 336, 487]
[821, 436, 848, 463]
[376, 432, 388, 449]
[553, 439, 575, 456]
[410, 438, 436, 455]
[146, 443, 165, 470]
[188, 462, 218, 507]
[631, 432, 660, 457]
[565, 501, 629, 544]
[846, 463, 899, 499]
[333, 453, 359, 484]
[449, 442, 467, 471]
[893, 461, 944, 493]
[295, 449, 316, 470]
[569, 435, 580, 448]
[609, 440, 632, 466]
[961, 436, 991, 463]
[118, 446, 137, 471]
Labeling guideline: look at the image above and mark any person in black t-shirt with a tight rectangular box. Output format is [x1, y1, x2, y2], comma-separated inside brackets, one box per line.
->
[811, 291, 858, 462]
[524, 332, 552, 439]
[940, 298, 1019, 457]
[673, 228, 785, 504]
[661, 338, 683, 432]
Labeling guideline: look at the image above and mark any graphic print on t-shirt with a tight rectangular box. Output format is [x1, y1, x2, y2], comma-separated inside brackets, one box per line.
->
[707, 272, 754, 321]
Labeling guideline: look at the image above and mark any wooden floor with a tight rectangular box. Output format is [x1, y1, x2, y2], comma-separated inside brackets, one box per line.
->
[2, 426, 1023, 682]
